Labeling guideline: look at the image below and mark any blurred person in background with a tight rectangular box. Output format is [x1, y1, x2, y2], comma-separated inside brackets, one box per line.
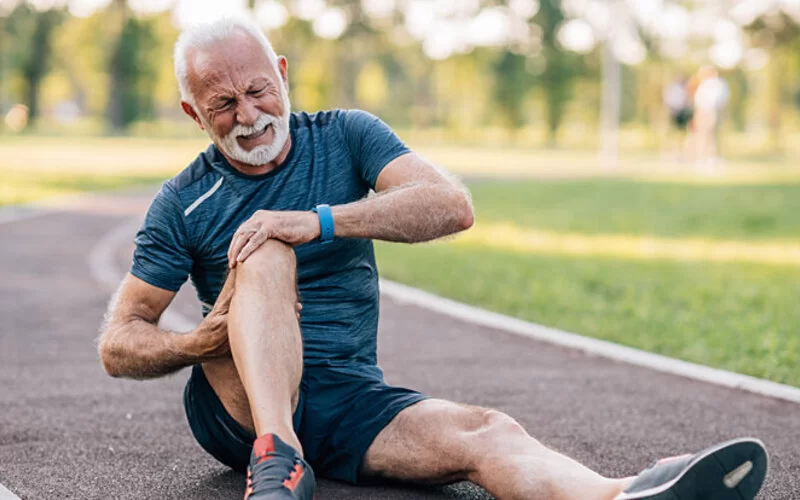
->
[692, 66, 730, 169]
[662, 75, 693, 161]
[97, 16, 768, 500]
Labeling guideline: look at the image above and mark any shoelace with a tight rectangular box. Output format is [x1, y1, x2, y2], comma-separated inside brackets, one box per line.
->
[244, 452, 305, 499]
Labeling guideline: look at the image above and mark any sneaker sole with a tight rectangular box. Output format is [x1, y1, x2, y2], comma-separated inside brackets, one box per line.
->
[617, 438, 768, 500]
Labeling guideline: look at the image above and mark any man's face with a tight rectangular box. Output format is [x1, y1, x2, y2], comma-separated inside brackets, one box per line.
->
[184, 32, 291, 167]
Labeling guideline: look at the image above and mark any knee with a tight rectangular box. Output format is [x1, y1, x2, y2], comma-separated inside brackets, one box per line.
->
[238, 239, 296, 278]
[473, 409, 529, 441]
[465, 409, 546, 479]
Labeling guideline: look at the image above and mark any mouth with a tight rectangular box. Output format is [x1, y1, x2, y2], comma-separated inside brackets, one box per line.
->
[239, 123, 272, 141]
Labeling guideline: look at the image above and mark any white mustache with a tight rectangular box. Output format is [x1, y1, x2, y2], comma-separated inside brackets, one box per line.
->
[231, 113, 278, 138]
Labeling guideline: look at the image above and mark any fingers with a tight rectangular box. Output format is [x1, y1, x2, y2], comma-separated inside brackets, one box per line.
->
[236, 230, 269, 264]
[228, 233, 249, 268]
[227, 232, 241, 267]
[228, 225, 258, 268]
[218, 269, 236, 302]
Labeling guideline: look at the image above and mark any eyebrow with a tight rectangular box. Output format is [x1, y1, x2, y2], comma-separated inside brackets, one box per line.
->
[247, 77, 270, 89]
[204, 75, 273, 107]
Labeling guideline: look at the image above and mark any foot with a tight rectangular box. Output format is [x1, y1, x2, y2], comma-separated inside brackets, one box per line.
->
[616, 438, 768, 500]
[244, 434, 316, 500]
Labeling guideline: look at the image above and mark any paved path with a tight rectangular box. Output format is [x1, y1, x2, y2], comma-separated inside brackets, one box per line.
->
[0, 195, 798, 499]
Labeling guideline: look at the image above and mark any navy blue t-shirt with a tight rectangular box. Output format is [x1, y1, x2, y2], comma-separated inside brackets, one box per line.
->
[131, 109, 410, 367]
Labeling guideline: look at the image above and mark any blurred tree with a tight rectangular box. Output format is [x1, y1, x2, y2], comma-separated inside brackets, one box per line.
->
[534, 0, 583, 144]
[745, 11, 800, 152]
[106, 0, 159, 131]
[432, 53, 491, 134]
[727, 69, 749, 133]
[356, 61, 388, 110]
[492, 50, 532, 131]
[5, 3, 65, 127]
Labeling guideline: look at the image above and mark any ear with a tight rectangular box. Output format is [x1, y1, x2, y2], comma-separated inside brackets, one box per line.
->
[181, 101, 205, 130]
[277, 56, 289, 91]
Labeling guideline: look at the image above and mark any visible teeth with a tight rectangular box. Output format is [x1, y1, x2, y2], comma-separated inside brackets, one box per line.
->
[241, 124, 270, 140]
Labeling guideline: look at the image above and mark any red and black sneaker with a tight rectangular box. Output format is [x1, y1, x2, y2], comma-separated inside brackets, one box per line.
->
[244, 434, 316, 500]
[615, 437, 768, 500]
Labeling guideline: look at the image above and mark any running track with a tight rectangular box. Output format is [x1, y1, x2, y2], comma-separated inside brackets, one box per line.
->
[0, 193, 798, 499]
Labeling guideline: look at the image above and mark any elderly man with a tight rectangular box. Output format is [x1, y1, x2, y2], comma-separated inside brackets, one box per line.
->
[98, 17, 768, 500]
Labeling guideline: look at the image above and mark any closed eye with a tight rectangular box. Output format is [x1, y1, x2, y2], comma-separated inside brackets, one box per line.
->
[215, 98, 235, 110]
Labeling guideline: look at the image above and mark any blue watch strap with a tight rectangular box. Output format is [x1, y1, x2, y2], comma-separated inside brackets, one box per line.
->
[312, 204, 335, 244]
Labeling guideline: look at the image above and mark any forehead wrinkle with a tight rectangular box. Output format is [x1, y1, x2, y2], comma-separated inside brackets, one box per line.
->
[186, 39, 277, 104]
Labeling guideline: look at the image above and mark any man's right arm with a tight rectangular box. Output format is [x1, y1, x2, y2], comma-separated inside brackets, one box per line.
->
[98, 273, 232, 380]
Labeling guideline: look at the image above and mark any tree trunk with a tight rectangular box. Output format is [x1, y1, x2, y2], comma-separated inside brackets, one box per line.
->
[766, 50, 783, 153]
[21, 9, 60, 126]
[106, 0, 128, 132]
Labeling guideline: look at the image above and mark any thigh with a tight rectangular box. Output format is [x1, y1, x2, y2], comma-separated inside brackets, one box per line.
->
[360, 398, 498, 485]
[183, 364, 257, 473]
[201, 353, 303, 434]
[299, 365, 425, 485]
[202, 356, 255, 432]
[184, 361, 306, 472]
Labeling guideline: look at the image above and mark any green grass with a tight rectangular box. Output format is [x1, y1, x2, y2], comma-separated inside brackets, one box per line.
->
[0, 136, 201, 207]
[376, 242, 800, 386]
[469, 180, 800, 241]
[0, 170, 172, 207]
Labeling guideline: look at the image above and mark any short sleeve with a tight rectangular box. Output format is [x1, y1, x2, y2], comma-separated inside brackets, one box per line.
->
[130, 184, 193, 292]
[341, 109, 410, 189]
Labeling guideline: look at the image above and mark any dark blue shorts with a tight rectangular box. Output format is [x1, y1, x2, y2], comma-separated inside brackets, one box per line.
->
[183, 363, 426, 484]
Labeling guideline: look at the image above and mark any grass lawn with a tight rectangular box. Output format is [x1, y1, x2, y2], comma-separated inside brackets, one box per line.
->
[376, 243, 800, 386]
[377, 178, 800, 387]
[0, 136, 203, 207]
[1, 136, 797, 386]
[1, 169, 173, 206]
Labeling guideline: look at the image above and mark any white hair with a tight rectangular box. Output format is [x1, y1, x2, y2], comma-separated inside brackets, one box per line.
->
[173, 16, 280, 105]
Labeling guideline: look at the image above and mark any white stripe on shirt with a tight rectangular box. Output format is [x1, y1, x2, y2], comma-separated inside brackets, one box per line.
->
[184, 176, 224, 217]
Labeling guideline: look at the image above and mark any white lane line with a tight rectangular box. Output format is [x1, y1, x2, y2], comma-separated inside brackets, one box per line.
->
[87, 214, 800, 405]
[0, 483, 20, 500]
[86, 216, 197, 332]
[380, 280, 800, 405]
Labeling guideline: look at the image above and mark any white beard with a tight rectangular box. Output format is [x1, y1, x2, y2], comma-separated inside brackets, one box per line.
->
[209, 86, 291, 167]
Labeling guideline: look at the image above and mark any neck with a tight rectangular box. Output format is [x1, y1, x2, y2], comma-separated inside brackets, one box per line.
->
[222, 135, 293, 176]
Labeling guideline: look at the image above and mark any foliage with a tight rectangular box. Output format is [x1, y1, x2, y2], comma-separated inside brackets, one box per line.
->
[106, 2, 160, 130]
[533, 0, 585, 142]
[4, 3, 66, 124]
[492, 51, 533, 130]
[1, 0, 800, 145]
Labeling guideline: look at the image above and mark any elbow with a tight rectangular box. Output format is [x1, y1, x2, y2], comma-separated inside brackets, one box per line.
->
[97, 333, 124, 378]
[460, 206, 475, 231]
[454, 191, 475, 231]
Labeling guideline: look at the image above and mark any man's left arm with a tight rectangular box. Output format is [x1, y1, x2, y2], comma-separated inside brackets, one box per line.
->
[227, 152, 473, 267]
[331, 152, 474, 243]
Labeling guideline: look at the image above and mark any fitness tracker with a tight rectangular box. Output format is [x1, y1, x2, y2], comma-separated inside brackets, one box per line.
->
[312, 204, 335, 244]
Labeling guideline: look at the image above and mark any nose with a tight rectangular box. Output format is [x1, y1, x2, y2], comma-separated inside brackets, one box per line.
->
[236, 98, 260, 127]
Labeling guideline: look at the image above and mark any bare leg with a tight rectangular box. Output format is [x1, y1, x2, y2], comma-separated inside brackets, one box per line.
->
[204, 239, 304, 453]
[362, 399, 629, 500]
